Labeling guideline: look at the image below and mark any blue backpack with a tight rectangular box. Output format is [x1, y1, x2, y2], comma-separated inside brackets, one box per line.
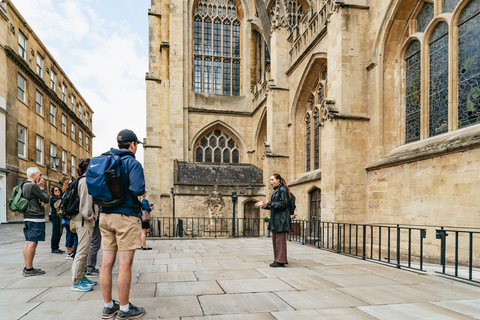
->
[86, 151, 127, 208]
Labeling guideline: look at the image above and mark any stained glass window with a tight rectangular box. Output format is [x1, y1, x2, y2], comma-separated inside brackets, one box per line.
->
[429, 22, 449, 137]
[417, 2, 434, 33]
[193, 0, 241, 95]
[195, 129, 240, 163]
[314, 109, 320, 170]
[318, 85, 324, 105]
[444, 0, 461, 12]
[458, 0, 480, 128]
[405, 40, 421, 143]
[305, 114, 311, 172]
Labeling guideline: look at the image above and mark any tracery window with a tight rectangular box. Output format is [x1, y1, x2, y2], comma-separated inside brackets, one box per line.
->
[304, 68, 326, 172]
[403, 0, 480, 144]
[253, 31, 270, 85]
[195, 128, 240, 163]
[287, 0, 303, 28]
[458, 0, 480, 128]
[194, 0, 241, 96]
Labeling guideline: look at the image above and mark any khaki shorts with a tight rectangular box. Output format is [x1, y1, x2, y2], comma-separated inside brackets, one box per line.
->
[100, 213, 142, 251]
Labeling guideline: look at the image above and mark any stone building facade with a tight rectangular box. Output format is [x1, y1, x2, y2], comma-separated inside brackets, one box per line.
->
[0, 1, 94, 222]
[146, 0, 480, 241]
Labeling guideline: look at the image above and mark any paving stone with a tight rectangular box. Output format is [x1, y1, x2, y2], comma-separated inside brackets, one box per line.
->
[256, 267, 322, 278]
[167, 262, 224, 272]
[0, 287, 47, 304]
[195, 269, 265, 281]
[138, 271, 197, 283]
[20, 300, 104, 319]
[0, 302, 41, 319]
[199, 292, 294, 315]
[156, 281, 223, 296]
[154, 257, 197, 265]
[218, 278, 295, 293]
[30, 286, 88, 302]
[78, 283, 156, 301]
[326, 273, 400, 287]
[339, 284, 439, 305]
[275, 288, 367, 309]
[130, 296, 203, 318]
[183, 313, 276, 320]
[358, 302, 474, 320]
[132, 263, 167, 273]
[432, 299, 480, 319]
[272, 308, 377, 319]
[8, 275, 71, 289]
[279, 276, 340, 290]
[218, 261, 269, 270]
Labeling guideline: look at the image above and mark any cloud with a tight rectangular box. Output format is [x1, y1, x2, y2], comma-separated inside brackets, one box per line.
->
[11, 0, 148, 164]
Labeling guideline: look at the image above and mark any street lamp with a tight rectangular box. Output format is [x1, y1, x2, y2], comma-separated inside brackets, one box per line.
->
[231, 192, 238, 236]
[46, 155, 60, 177]
[171, 187, 176, 237]
[246, 183, 253, 196]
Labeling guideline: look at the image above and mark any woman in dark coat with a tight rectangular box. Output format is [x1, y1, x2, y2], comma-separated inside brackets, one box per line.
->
[49, 186, 64, 254]
[255, 173, 292, 267]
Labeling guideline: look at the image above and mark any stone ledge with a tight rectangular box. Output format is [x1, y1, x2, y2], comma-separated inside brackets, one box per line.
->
[366, 125, 480, 171]
[289, 169, 322, 186]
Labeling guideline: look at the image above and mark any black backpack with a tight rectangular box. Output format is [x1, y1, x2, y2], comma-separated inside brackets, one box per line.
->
[61, 176, 85, 218]
[289, 192, 296, 215]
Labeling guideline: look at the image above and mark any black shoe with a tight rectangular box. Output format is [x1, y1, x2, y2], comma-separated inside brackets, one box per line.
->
[269, 262, 285, 268]
[23, 267, 46, 277]
[117, 303, 145, 320]
[102, 300, 120, 319]
[52, 249, 65, 254]
[141, 247, 152, 250]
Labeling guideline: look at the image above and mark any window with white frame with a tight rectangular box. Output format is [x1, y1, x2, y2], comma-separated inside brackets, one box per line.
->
[62, 83, 67, 102]
[85, 112, 89, 127]
[86, 136, 90, 151]
[61, 114, 67, 133]
[17, 74, 26, 102]
[50, 144, 56, 168]
[50, 104, 56, 125]
[36, 54, 43, 77]
[71, 123, 75, 140]
[18, 32, 26, 59]
[36, 135, 44, 165]
[71, 95, 76, 113]
[79, 130, 83, 146]
[78, 104, 83, 120]
[62, 150, 67, 174]
[71, 156, 76, 177]
[18, 125, 27, 158]
[50, 70, 56, 91]
[35, 91, 43, 115]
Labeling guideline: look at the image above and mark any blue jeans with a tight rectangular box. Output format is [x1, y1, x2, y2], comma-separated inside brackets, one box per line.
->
[49, 215, 62, 251]
[63, 222, 78, 258]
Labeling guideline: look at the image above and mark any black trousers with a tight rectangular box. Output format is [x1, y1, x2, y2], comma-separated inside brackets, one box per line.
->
[49, 215, 62, 251]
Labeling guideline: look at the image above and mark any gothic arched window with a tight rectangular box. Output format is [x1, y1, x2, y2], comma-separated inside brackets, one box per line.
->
[405, 40, 421, 143]
[429, 22, 449, 137]
[194, 0, 241, 96]
[195, 129, 240, 163]
[458, 0, 480, 128]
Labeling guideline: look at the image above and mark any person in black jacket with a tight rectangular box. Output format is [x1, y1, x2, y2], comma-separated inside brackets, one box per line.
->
[255, 173, 292, 267]
[49, 186, 64, 254]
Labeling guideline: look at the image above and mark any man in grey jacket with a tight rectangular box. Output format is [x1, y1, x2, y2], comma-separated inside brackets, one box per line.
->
[22, 167, 49, 277]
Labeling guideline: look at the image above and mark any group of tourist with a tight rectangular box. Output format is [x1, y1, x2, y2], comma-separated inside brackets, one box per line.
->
[19, 127, 294, 320]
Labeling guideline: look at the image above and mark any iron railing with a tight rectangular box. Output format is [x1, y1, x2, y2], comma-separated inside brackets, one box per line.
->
[147, 217, 479, 283]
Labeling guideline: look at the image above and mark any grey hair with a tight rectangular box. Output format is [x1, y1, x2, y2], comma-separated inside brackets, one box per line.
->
[26, 167, 40, 178]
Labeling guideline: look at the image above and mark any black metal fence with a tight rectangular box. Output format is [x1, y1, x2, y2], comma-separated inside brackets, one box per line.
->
[147, 217, 479, 283]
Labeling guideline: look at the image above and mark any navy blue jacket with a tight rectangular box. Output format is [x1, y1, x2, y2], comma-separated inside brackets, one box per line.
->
[101, 148, 145, 217]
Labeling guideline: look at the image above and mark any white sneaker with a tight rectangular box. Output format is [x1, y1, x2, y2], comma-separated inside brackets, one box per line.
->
[66, 253, 74, 260]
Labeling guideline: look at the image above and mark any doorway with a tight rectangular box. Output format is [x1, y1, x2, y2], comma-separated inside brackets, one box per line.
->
[309, 188, 321, 237]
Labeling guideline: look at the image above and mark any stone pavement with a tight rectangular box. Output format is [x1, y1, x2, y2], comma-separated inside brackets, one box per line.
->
[1, 223, 480, 320]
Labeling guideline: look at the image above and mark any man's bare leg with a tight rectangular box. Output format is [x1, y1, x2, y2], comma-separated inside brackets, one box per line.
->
[100, 250, 117, 303]
[23, 241, 38, 269]
[117, 250, 135, 306]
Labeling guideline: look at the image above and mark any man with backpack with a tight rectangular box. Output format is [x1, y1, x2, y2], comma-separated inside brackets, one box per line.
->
[22, 167, 49, 276]
[89, 129, 145, 320]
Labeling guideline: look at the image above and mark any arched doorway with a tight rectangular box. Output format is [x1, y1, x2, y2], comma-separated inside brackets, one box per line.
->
[244, 201, 260, 236]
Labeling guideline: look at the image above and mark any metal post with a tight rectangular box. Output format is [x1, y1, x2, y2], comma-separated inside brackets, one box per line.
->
[171, 187, 176, 237]
[231, 192, 237, 237]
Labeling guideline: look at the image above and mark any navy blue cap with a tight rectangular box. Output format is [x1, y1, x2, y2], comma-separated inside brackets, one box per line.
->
[117, 129, 142, 144]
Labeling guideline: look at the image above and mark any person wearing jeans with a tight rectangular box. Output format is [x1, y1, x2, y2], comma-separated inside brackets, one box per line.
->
[86, 215, 101, 276]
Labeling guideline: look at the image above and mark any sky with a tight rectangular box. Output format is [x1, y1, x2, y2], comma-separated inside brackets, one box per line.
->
[11, 0, 151, 164]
